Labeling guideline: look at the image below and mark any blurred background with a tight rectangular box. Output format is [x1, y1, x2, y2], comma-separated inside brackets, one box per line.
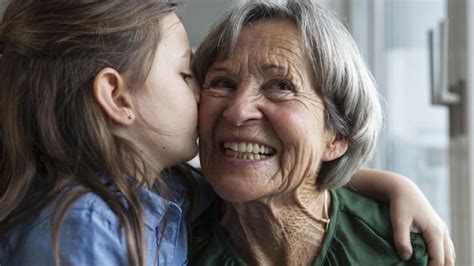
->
[179, 0, 473, 264]
[0, 0, 470, 264]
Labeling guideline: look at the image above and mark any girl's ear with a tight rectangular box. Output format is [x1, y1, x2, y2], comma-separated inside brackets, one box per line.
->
[93, 67, 135, 126]
[322, 133, 349, 162]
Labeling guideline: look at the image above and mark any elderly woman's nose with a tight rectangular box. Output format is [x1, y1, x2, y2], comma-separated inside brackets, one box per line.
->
[222, 91, 263, 126]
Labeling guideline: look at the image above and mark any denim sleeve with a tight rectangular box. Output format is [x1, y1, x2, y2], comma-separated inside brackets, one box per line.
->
[6, 206, 129, 266]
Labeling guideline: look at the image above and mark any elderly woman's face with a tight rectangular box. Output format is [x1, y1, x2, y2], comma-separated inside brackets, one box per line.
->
[199, 19, 342, 202]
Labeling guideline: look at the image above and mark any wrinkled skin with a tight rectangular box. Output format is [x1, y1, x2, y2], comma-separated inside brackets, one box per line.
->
[199, 19, 346, 203]
[199, 18, 347, 265]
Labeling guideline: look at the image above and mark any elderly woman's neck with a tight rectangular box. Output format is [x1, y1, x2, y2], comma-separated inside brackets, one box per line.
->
[220, 184, 331, 265]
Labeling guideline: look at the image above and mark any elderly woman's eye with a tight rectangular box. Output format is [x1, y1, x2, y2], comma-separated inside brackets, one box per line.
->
[265, 79, 294, 92]
[209, 77, 236, 90]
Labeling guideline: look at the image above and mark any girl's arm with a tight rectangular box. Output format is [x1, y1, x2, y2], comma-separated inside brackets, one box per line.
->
[350, 168, 455, 266]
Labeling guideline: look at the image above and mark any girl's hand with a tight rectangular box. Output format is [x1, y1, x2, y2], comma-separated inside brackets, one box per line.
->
[350, 168, 455, 265]
[389, 177, 455, 266]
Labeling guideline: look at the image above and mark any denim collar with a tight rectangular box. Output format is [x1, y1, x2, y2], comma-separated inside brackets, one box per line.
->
[98, 168, 188, 230]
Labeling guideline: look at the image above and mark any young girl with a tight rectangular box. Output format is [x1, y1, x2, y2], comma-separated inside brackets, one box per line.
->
[0, 0, 453, 265]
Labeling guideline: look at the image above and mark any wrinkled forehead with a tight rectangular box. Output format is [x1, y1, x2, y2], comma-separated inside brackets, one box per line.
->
[212, 19, 309, 70]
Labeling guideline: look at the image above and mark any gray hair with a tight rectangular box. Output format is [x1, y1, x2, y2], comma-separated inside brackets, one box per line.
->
[193, 0, 382, 189]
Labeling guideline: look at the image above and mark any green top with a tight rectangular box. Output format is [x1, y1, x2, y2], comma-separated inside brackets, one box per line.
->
[188, 188, 428, 266]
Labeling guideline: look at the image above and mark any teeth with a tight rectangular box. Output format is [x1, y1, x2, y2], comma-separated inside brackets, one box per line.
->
[238, 143, 246, 152]
[224, 142, 275, 155]
[252, 144, 259, 153]
[246, 144, 253, 153]
[223, 141, 275, 160]
[224, 149, 268, 161]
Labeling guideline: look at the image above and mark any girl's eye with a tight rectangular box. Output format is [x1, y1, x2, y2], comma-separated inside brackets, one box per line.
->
[208, 77, 236, 91]
[264, 79, 294, 92]
[181, 72, 194, 81]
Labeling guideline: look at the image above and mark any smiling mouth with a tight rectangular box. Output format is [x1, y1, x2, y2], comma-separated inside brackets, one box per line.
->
[223, 142, 276, 161]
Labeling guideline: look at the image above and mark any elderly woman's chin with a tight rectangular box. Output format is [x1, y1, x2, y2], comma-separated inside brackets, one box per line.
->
[203, 165, 282, 203]
[209, 181, 262, 203]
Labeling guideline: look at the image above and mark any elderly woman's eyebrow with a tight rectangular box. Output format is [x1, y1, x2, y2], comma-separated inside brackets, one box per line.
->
[207, 65, 233, 74]
[261, 63, 287, 74]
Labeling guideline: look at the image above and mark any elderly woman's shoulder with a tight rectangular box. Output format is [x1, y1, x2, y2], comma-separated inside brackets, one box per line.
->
[332, 187, 393, 234]
[324, 188, 428, 265]
[188, 188, 429, 266]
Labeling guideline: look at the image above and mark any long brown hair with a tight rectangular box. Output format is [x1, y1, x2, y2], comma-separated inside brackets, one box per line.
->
[0, 0, 177, 265]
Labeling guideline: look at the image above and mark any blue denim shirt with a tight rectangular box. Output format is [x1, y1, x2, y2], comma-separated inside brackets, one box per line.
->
[0, 167, 214, 266]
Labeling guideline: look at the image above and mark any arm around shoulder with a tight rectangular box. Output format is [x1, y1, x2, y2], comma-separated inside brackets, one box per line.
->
[349, 168, 455, 265]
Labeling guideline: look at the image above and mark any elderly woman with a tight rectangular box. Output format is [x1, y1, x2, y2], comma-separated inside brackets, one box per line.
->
[189, 0, 428, 265]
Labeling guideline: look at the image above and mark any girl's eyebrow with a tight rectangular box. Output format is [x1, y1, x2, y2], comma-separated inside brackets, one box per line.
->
[180, 49, 192, 59]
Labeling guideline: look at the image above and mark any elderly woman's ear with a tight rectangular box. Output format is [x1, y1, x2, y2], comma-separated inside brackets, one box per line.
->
[322, 134, 348, 161]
